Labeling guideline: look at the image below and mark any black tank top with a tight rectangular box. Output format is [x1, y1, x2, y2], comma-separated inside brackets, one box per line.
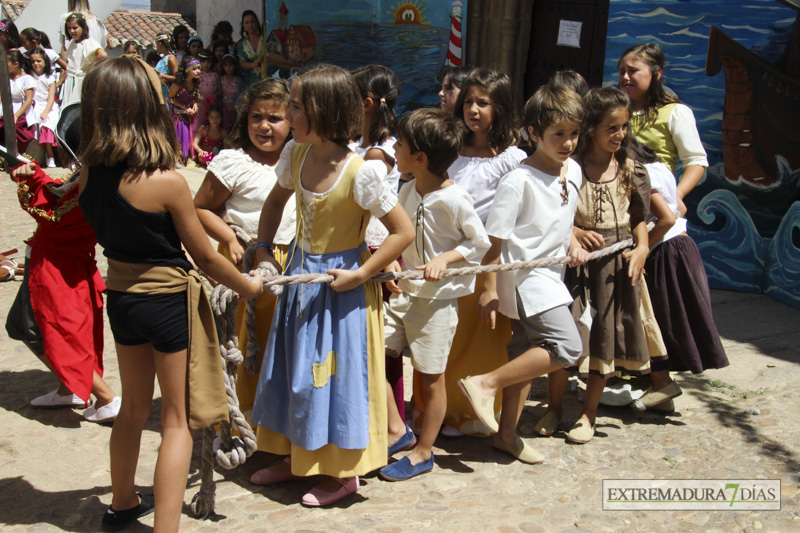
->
[79, 164, 193, 271]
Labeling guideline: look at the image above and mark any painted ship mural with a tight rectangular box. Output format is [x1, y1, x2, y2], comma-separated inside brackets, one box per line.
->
[263, 0, 465, 113]
[605, 0, 800, 309]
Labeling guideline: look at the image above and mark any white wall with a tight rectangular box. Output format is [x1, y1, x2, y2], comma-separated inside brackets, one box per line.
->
[196, 0, 263, 43]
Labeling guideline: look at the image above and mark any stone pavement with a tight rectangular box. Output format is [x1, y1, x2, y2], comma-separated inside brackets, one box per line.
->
[1, 166, 799, 532]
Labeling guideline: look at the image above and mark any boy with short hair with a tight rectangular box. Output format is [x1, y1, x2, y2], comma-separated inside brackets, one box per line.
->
[459, 85, 588, 463]
[379, 108, 490, 481]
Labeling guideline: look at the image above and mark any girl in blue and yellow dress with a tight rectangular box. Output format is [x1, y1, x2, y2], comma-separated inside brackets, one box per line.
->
[249, 64, 414, 507]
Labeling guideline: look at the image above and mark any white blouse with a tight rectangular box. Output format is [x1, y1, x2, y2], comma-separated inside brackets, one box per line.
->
[348, 137, 402, 248]
[30, 72, 60, 131]
[0, 75, 36, 125]
[275, 140, 397, 252]
[447, 146, 526, 224]
[485, 158, 582, 319]
[208, 148, 297, 245]
[645, 161, 687, 246]
[397, 181, 490, 300]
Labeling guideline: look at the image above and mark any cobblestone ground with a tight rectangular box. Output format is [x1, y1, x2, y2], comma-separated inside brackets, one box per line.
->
[1, 166, 798, 532]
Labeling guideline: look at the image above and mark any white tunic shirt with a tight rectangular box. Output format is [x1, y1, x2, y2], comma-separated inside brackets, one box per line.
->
[208, 148, 297, 245]
[645, 161, 687, 246]
[447, 146, 526, 224]
[397, 181, 490, 300]
[485, 158, 582, 319]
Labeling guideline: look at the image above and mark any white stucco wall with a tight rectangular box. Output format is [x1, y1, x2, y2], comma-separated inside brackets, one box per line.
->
[196, 0, 263, 43]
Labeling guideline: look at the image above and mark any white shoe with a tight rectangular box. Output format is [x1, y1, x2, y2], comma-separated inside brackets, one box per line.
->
[83, 396, 121, 423]
[46, 157, 56, 168]
[30, 388, 87, 408]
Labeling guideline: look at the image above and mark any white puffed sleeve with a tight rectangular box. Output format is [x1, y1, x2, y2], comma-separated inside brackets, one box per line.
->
[668, 104, 708, 168]
[275, 140, 298, 190]
[353, 159, 397, 218]
[207, 149, 246, 192]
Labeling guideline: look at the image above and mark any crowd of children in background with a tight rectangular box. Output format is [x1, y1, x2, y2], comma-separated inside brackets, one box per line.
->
[3, 8, 732, 527]
[1, 9, 272, 169]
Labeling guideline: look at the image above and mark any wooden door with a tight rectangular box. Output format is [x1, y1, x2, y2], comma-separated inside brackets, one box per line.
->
[523, 0, 609, 98]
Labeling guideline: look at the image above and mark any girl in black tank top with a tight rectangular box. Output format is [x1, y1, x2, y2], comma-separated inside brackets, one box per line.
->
[76, 56, 261, 532]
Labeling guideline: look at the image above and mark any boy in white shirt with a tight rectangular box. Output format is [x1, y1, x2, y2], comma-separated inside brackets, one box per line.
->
[459, 85, 588, 463]
[380, 108, 490, 481]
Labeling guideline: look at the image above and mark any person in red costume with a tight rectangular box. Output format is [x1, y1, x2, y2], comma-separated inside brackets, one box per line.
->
[6, 104, 120, 422]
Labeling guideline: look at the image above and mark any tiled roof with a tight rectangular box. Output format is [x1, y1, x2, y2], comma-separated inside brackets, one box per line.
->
[103, 9, 195, 49]
[0, 1, 196, 49]
[1, 0, 26, 20]
[290, 25, 317, 48]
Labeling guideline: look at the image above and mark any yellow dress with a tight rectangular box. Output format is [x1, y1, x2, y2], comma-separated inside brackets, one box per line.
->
[254, 143, 387, 477]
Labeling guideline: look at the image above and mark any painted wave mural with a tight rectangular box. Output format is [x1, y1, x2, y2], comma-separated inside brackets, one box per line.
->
[604, 0, 800, 308]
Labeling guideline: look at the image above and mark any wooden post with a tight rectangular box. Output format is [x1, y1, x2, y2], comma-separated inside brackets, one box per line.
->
[0, 44, 18, 157]
[465, 0, 534, 107]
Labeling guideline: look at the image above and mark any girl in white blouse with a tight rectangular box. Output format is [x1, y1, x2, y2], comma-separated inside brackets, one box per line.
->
[193, 79, 295, 420]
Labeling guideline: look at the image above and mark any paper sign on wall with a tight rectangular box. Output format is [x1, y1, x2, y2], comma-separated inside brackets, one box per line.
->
[557, 20, 583, 48]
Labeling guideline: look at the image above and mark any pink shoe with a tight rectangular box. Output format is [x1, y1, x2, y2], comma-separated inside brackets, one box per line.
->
[301, 476, 359, 507]
[250, 457, 302, 486]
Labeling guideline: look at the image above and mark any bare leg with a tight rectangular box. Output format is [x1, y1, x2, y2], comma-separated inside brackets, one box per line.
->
[385, 354, 407, 448]
[496, 379, 530, 445]
[578, 373, 607, 426]
[406, 372, 445, 465]
[35, 353, 118, 406]
[467, 346, 561, 400]
[650, 370, 672, 391]
[545, 367, 570, 417]
[109, 343, 155, 512]
[35, 354, 72, 396]
[152, 346, 193, 533]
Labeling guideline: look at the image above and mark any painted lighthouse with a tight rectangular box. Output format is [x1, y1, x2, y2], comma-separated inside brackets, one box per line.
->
[445, 1, 463, 66]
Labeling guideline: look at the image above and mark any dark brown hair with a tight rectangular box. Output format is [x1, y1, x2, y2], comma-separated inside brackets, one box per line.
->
[26, 47, 51, 76]
[618, 43, 680, 124]
[79, 56, 178, 171]
[295, 64, 363, 146]
[548, 70, 589, 97]
[64, 13, 89, 42]
[6, 49, 30, 74]
[397, 108, 466, 177]
[227, 78, 290, 150]
[523, 84, 584, 137]
[352, 65, 401, 147]
[454, 68, 520, 152]
[574, 86, 636, 194]
[240, 10, 260, 38]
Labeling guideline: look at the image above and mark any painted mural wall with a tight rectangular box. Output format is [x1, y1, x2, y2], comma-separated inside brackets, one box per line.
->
[603, 0, 800, 309]
[261, 0, 466, 114]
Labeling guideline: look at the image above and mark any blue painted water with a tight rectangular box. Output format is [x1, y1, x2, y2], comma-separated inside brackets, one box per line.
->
[604, 0, 800, 307]
[308, 21, 450, 114]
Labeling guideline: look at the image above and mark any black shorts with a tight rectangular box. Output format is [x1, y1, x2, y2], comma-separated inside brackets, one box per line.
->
[106, 290, 189, 353]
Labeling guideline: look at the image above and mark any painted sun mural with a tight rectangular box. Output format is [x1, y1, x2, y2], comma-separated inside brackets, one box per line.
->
[388, 1, 430, 25]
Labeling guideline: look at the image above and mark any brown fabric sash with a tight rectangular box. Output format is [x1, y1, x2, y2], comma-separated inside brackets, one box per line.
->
[106, 259, 229, 430]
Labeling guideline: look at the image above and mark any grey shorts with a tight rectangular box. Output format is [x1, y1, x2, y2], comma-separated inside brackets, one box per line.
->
[506, 293, 582, 368]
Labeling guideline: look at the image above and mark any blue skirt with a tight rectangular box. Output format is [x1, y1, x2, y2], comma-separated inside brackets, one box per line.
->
[252, 244, 370, 451]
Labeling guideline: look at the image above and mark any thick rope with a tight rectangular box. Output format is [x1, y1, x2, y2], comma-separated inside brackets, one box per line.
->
[191, 227, 641, 518]
[191, 226, 260, 519]
[259, 235, 636, 288]
[190, 428, 217, 519]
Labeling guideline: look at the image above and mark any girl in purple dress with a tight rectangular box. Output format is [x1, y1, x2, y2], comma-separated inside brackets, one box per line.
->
[168, 55, 201, 163]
